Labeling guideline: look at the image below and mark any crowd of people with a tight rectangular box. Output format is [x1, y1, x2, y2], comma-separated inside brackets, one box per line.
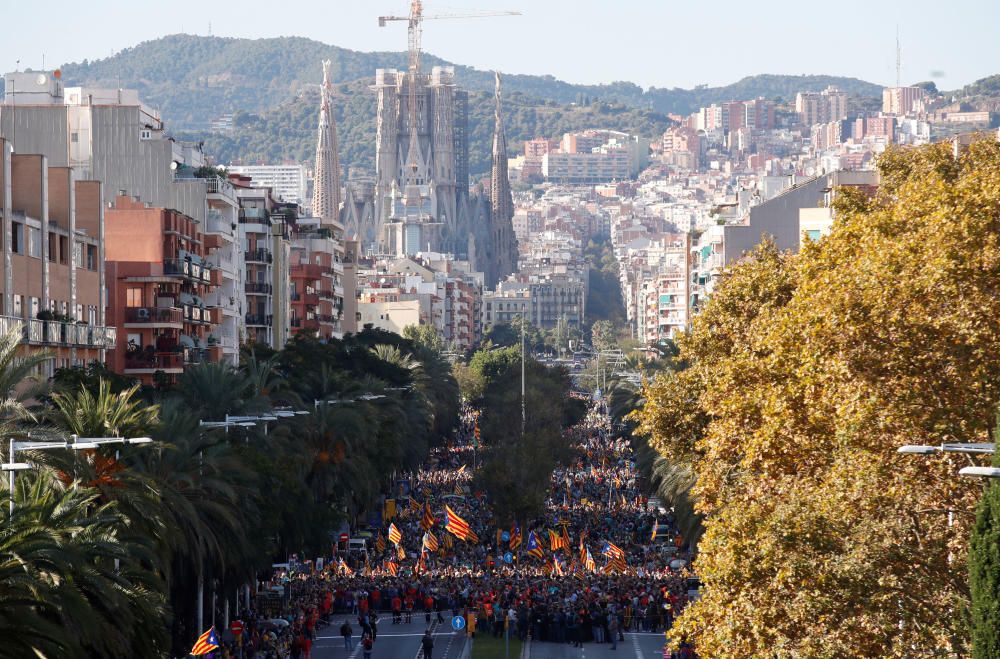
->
[203, 403, 698, 658]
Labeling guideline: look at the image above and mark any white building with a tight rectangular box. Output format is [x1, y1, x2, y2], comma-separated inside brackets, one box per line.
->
[229, 164, 310, 207]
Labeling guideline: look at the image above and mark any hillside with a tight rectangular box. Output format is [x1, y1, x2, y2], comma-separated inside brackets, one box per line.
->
[175, 80, 676, 177]
[45, 34, 886, 129]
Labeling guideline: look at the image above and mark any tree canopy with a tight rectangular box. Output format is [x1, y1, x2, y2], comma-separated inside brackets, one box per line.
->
[634, 140, 1000, 655]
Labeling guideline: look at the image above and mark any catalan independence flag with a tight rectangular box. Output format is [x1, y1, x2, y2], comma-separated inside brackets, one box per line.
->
[421, 502, 435, 531]
[526, 530, 545, 559]
[601, 540, 625, 560]
[375, 533, 386, 553]
[386, 560, 399, 576]
[584, 548, 596, 572]
[549, 528, 568, 551]
[510, 525, 522, 550]
[603, 554, 628, 573]
[445, 504, 473, 541]
[388, 523, 402, 546]
[423, 531, 439, 552]
[190, 626, 219, 656]
[409, 497, 422, 514]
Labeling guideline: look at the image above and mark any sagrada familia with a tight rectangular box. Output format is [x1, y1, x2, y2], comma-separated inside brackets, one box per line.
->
[312, 58, 518, 290]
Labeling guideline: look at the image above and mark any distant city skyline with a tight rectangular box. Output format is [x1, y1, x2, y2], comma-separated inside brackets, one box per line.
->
[3, 0, 998, 93]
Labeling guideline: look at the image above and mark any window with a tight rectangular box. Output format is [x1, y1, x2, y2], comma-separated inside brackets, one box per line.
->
[27, 227, 41, 258]
[806, 229, 822, 242]
[60, 236, 68, 265]
[86, 245, 97, 270]
[11, 222, 23, 254]
[73, 242, 83, 268]
[70, 132, 79, 143]
[126, 288, 144, 307]
[13, 295, 22, 318]
[48, 233, 57, 262]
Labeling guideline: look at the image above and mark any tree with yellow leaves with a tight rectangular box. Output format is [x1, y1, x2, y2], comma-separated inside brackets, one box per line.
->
[634, 140, 1000, 656]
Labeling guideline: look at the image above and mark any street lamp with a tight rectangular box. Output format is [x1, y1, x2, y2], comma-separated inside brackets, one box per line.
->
[5, 435, 153, 515]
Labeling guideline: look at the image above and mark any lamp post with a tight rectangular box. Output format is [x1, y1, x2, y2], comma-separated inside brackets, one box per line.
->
[4, 435, 152, 515]
[195, 410, 308, 632]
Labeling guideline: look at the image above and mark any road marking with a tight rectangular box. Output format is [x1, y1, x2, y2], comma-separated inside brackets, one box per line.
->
[414, 618, 441, 659]
[628, 633, 645, 659]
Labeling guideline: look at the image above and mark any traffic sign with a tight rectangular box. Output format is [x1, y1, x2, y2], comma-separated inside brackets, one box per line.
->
[451, 615, 466, 631]
[230, 620, 244, 638]
[503, 552, 513, 564]
[339, 533, 349, 542]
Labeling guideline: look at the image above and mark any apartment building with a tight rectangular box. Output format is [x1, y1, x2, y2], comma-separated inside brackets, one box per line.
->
[232, 176, 291, 349]
[795, 87, 848, 127]
[357, 254, 482, 352]
[0, 137, 116, 374]
[289, 217, 346, 340]
[228, 164, 309, 207]
[105, 195, 222, 384]
[882, 86, 927, 116]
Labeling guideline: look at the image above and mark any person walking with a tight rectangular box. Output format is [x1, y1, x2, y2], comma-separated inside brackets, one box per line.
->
[341, 619, 354, 651]
[609, 612, 619, 650]
[362, 631, 374, 659]
[421, 629, 435, 659]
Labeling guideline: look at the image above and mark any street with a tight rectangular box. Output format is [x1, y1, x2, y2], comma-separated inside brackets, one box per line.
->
[312, 618, 468, 659]
[529, 633, 666, 659]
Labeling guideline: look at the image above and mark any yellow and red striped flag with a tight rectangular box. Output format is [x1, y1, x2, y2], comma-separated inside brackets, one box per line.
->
[409, 498, 422, 513]
[375, 533, 386, 553]
[386, 560, 399, 576]
[445, 504, 473, 541]
[388, 523, 402, 546]
[651, 519, 658, 543]
[549, 528, 568, 551]
[421, 502, 435, 531]
[423, 531, 440, 552]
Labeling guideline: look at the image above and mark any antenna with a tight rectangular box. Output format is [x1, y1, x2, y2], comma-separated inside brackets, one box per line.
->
[208, 22, 212, 36]
[896, 25, 903, 88]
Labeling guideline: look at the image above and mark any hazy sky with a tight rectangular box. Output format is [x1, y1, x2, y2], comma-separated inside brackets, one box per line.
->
[2, 0, 997, 91]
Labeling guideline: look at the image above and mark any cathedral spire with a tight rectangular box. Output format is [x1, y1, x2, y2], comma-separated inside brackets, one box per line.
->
[489, 71, 517, 287]
[312, 60, 342, 224]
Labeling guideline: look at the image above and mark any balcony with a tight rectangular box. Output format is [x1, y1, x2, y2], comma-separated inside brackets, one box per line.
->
[124, 351, 184, 373]
[246, 281, 273, 296]
[291, 292, 319, 306]
[204, 234, 225, 250]
[291, 317, 320, 331]
[239, 207, 270, 224]
[204, 176, 237, 205]
[245, 313, 272, 327]
[246, 248, 273, 264]
[293, 263, 326, 279]
[3, 315, 116, 349]
[164, 259, 214, 285]
[125, 307, 184, 328]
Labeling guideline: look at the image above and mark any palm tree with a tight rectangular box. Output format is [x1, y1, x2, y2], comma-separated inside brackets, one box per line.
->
[0, 326, 51, 431]
[0, 470, 168, 658]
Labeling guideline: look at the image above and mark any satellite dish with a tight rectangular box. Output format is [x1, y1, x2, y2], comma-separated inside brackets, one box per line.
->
[170, 161, 179, 171]
[36, 74, 47, 86]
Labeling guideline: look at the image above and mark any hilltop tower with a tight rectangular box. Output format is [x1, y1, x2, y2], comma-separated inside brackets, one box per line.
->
[312, 60, 342, 224]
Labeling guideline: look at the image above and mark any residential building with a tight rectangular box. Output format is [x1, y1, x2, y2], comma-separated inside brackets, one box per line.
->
[795, 86, 848, 127]
[289, 217, 346, 339]
[105, 195, 222, 384]
[0, 137, 116, 374]
[228, 164, 309, 207]
[232, 177, 291, 349]
[882, 86, 927, 116]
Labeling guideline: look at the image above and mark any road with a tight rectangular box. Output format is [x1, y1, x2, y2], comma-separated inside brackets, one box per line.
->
[527, 633, 667, 659]
[312, 617, 468, 659]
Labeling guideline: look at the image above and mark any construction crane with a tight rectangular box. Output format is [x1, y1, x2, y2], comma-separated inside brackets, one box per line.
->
[378, 1, 520, 175]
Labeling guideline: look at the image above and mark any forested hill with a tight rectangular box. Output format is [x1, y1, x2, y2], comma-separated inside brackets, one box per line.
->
[175, 81, 675, 178]
[45, 34, 885, 129]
